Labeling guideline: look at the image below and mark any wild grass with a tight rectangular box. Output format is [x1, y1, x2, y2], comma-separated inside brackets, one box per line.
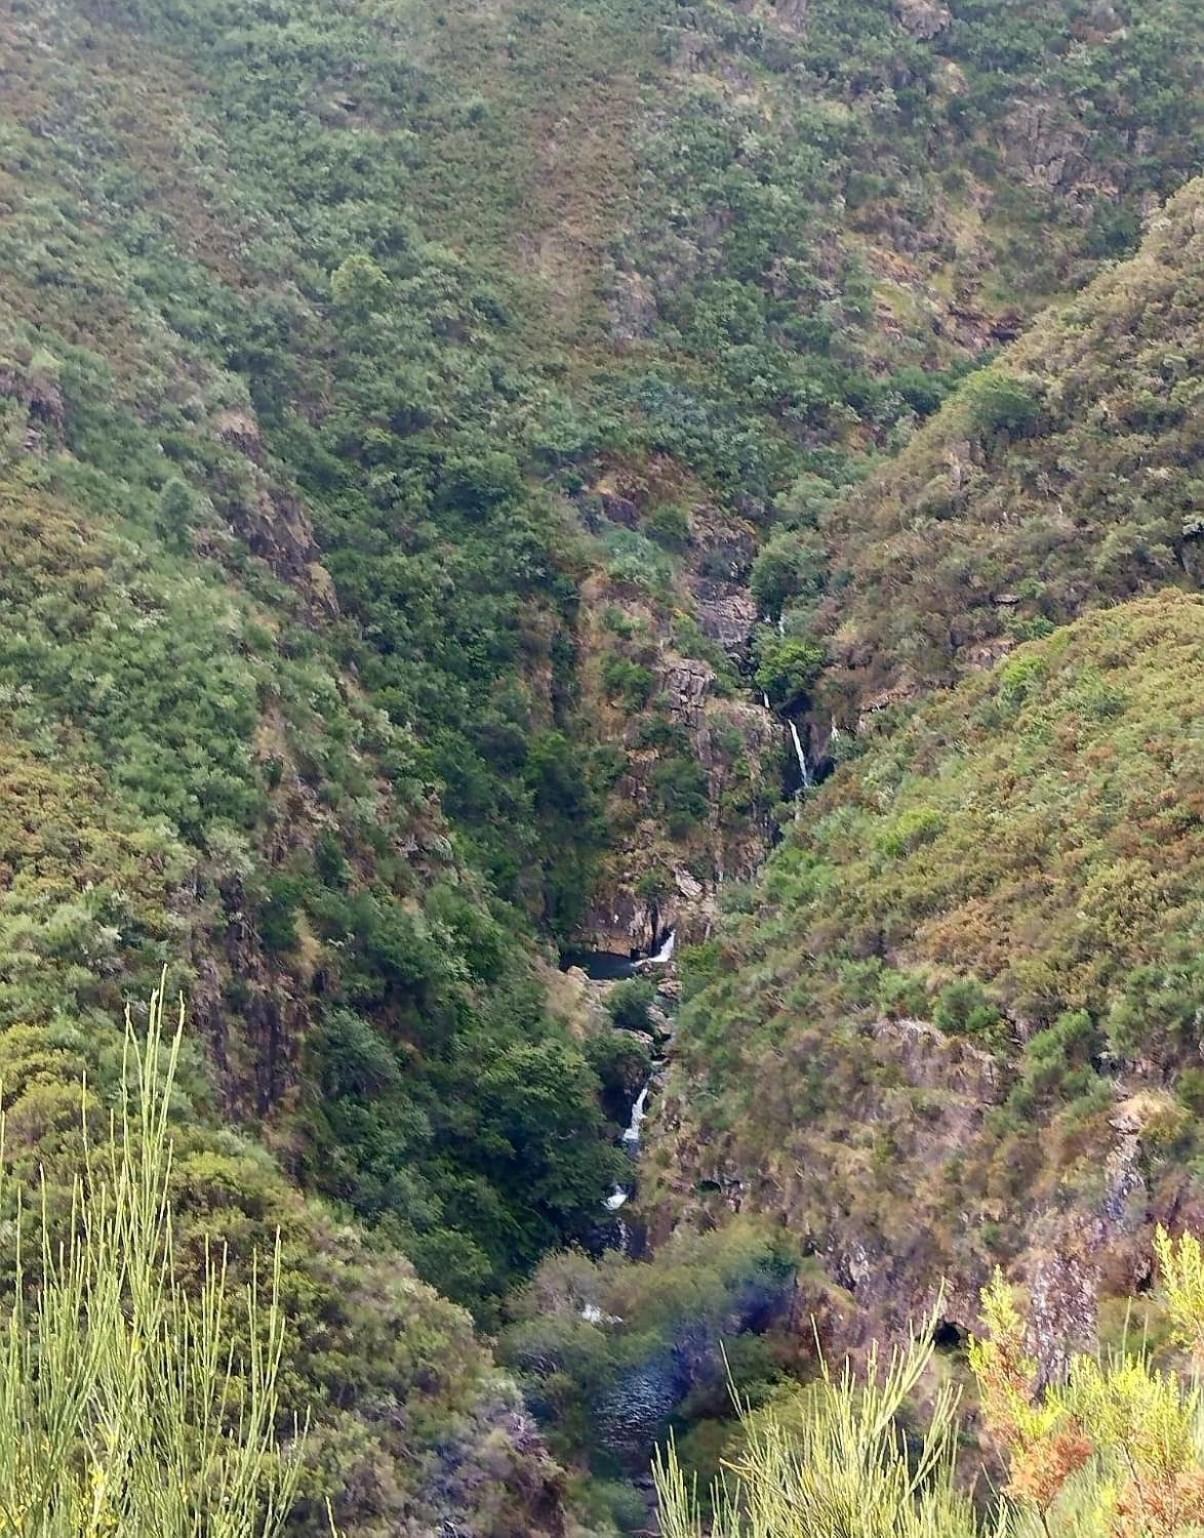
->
[657, 1232, 1204, 1538]
[654, 1312, 983, 1538]
[0, 979, 303, 1538]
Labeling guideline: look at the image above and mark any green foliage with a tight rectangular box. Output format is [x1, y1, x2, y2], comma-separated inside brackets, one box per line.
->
[814, 181, 1204, 707]
[932, 978, 1003, 1042]
[2, 0, 1204, 1528]
[666, 595, 1204, 1326]
[644, 503, 691, 551]
[753, 631, 827, 712]
[655, 1304, 970, 1538]
[607, 978, 657, 1032]
[586, 1030, 653, 1116]
[0, 986, 303, 1538]
[0, 987, 577, 1538]
[749, 535, 826, 623]
[652, 755, 710, 837]
[602, 654, 656, 711]
[962, 369, 1045, 439]
[658, 1234, 1204, 1538]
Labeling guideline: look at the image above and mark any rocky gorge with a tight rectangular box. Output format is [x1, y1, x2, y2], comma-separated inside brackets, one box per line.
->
[4, 0, 1204, 1530]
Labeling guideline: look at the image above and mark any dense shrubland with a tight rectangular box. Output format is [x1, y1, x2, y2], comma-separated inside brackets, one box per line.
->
[760, 178, 1204, 720]
[1, 0, 1203, 1531]
[656, 591, 1204, 1365]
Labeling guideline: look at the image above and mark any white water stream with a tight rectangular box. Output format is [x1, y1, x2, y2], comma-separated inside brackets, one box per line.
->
[634, 928, 675, 969]
[621, 1081, 651, 1147]
[788, 719, 812, 791]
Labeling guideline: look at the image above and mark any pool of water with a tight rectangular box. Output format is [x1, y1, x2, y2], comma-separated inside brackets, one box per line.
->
[559, 948, 639, 981]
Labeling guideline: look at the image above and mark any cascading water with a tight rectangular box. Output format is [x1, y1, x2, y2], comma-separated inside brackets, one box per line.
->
[622, 1081, 651, 1148]
[788, 719, 812, 791]
[600, 1047, 660, 1241]
[757, 682, 815, 801]
[635, 928, 675, 969]
[584, 932, 676, 1251]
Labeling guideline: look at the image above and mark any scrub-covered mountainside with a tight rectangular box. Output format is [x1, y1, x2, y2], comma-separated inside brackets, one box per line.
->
[2, 0, 1204, 1531]
[656, 592, 1204, 1346]
[809, 177, 1204, 723]
[652, 186, 1204, 1378]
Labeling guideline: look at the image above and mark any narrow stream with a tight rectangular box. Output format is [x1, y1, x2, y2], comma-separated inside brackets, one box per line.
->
[788, 718, 812, 791]
[560, 931, 676, 1255]
[561, 673, 825, 1254]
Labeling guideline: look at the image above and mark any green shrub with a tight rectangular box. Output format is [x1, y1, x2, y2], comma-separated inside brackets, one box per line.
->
[607, 978, 656, 1032]
[932, 978, 1003, 1041]
[752, 631, 826, 711]
[963, 368, 1044, 439]
[602, 653, 655, 710]
[749, 534, 826, 621]
[645, 503, 691, 550]
[652, 755, 710, 836]
[876, 807, 945, 859]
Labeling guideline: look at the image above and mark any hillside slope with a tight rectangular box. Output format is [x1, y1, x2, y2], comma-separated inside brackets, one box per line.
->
[650, 183, 1204, 1361]
[807, 177, 1204, 724]
[655, 591, 1204, 1357]
[1, 0, 1204, 1531]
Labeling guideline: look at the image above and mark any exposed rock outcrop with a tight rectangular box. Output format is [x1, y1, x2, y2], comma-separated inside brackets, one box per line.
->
[893, 0, 950, 39]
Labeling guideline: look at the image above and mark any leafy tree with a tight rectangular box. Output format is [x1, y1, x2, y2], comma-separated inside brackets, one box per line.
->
[330, 253, 391, 317]
[749, 534, 825, 621]
[752, 630, 827, 711]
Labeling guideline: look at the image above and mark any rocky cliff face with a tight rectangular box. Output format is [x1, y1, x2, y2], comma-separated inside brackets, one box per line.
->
[652, 1015, 1176, 1373]
[571, 492, 781, 957]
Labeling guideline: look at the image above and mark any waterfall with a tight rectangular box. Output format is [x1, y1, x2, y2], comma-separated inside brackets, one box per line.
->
[649, 928, 675, 964]
[634, 928, 675, 968]
[622, 1081, 651, 1148]
[788, 719, 812, 791]
[761, 691, 771, 711]
[604, 1186, 629, 1211]
[581, 1301, 624, 1324]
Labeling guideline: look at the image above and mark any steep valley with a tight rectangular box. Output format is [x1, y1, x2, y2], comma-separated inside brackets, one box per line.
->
[2, 0, 1204, 1532]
